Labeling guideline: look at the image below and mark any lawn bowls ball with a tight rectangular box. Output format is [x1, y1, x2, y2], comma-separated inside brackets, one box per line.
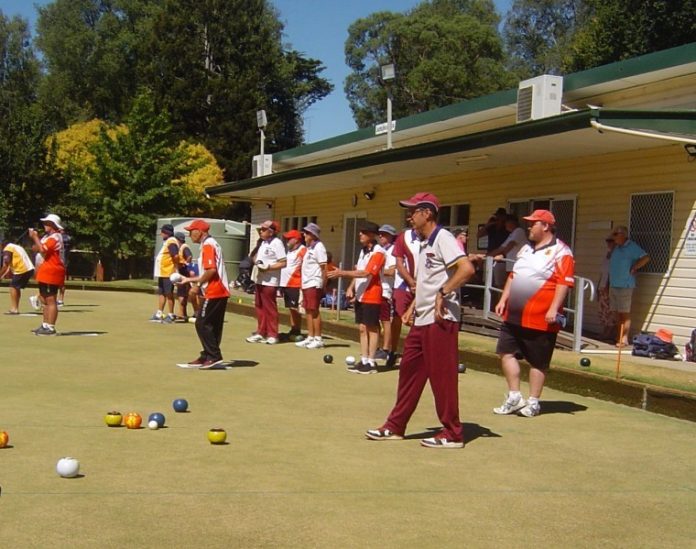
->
[124, 412, 142, 429]
[147, 420, 159, 430]
[207, 428, 227, 444]
[169, 272, 184, 284]
[173, 398, 189, 412]
[323, 354, 333, 364]
[580, 357, 591, 367]
[458, 363, 467, 374]
[345, 355, 356, 366]
[0, 431, 9, 448]
[104, 411, 122, 427]
[148, 412, 166, 428]
[56, 457, 80, 478]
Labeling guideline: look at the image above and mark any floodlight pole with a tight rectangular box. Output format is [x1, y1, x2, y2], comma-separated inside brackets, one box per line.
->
[380, 63, 395, 150]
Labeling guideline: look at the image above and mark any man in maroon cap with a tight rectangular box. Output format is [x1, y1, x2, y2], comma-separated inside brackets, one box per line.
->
[177, 219, 230, 369]
[493, 209, 575, 417]
[247, 220, 286, 345]
[365, 193, 474, 448]
[279, 228, 306, 337]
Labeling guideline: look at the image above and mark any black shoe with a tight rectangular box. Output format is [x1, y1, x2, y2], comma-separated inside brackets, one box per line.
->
[374, 348, 389, 360]
[349, 361, 377, 375]
[385, 352, 398, 369]
[34, 326, 57, 336]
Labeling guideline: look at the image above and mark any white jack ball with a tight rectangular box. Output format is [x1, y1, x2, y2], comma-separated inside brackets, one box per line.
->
[56, 457, 80, 478]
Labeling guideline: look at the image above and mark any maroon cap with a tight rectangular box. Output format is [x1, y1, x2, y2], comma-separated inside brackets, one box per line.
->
[184, 219, 210, 232]
[399, 192, 440, 212]
[523, 209, 556, 225]
[283, 229, 302, 240]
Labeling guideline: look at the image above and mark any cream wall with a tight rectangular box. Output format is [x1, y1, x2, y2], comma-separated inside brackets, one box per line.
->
[272, 143, 695, 346]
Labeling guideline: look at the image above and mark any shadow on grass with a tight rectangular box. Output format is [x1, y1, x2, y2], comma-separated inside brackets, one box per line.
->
[200, 360, 259, 370]
[405, 423, 501, 444]
[57, 331, 108, 337]
[540, 401, 588, 415]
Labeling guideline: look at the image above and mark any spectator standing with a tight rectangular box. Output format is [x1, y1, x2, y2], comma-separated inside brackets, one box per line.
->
[57, 229, 71, 307]
[246, 220, 286, 345]
[327, 221, 385, 374]
[296, 223, 328, 349]
[609, 226, 650, 346]
[481, 214, 527, 275]
[493, 210, 575, 418]
[280, 229, 306, 338]
[365, 193, 474, 448]
[28, 214, 66, 335]
[598, 233, 617, 340]
[1, 239, 35, 314]
[178, 219, 230, 369]
[151, 224, 179, 323]
[375, 224, 398, 367]
[476, 207, 509, 287]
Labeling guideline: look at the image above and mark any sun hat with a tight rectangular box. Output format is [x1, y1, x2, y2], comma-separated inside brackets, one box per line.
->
[302, 223, 321, 238]
[40, 214, 64, 231]
[378, 224, 397, 236]
[183, 219, 210, 232]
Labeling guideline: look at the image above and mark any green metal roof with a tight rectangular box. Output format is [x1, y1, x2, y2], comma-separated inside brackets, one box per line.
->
[273, 42, 696, 163]
[206, 108, 696, 197]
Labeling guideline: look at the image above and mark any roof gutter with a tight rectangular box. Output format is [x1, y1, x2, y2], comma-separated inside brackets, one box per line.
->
[590, 120, 696, 145]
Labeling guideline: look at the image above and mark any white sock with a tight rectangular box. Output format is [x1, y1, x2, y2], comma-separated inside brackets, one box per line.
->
[509, 391, 522, 401]
[527, 397, 539, 405]
[367, 359, 376, 366]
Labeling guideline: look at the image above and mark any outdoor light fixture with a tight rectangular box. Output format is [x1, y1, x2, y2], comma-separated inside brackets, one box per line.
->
[380, 63, 395, 150]
[363, 191, 376, 201]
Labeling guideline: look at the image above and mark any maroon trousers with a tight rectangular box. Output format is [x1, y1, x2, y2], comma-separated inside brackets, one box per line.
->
[255, 284, 279, 338]
[384, 320, 462, 442]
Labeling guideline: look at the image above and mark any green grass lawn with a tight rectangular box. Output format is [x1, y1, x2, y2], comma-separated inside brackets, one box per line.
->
[1, 289, 695, 547]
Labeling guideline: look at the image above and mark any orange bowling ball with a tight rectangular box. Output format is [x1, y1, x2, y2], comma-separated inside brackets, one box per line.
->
[124, 412, 142, 429]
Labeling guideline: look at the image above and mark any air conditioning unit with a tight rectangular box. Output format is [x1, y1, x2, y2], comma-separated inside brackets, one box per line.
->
[251, 154, 272, 178]
[516, 75, 563, 123]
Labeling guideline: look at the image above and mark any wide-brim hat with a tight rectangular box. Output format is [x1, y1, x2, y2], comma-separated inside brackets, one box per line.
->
[40, 214, 64, 231]
[302, 223, 321, 238]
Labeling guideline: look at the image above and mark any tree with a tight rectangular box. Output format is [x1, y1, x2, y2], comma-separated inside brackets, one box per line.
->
[0, 12, 61, 236]
[502, 0, 586, 77]
[344, 0, 514, 129]
[56, 90, 210, 278]
[567, 0, 696, 72]
[35, 0, 332, 178]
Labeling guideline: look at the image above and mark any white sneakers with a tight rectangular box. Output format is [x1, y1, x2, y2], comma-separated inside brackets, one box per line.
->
[493, 394, 527, 415]
[246, 334, 265, 343]
[493, 393, 541, 417]
[265, 337, 278, 345]
[295, 337, 324, 349]
[29, 295, 41, 311]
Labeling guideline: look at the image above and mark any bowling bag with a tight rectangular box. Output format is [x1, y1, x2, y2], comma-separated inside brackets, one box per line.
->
[631, 333, 679, 360]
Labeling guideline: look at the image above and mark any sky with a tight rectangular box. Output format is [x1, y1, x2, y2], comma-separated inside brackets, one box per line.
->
[1, 0, 513, 144]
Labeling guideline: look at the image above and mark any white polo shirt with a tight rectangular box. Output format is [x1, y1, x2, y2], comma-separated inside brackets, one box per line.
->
[280, 244, 306, 288]
[256, 237, 287, 287]
[414, 226, 465, 326]
[393, 229, 421, 291]
[380, 243, 396, 300]
[301, 241, 328, 289]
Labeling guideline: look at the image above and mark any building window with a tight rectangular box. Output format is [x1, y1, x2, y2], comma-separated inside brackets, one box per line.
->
[508, 195, 576, 248]
[282, 215, 317, 232]
[629, 191, 673, 274]
[438, 203, 470, 229]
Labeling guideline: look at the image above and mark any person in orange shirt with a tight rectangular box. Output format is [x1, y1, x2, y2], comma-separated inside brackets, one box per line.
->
[28, 214, 66, 336]
[177, 219, 231, 369]
[328, 221, 385, 374]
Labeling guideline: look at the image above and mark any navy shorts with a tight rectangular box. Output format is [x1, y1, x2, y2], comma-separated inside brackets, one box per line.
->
[11, 270, 33, 289]
[158, 277, 174, 296]
[355, 302, 380, 327]
[496, 322, 558, 370]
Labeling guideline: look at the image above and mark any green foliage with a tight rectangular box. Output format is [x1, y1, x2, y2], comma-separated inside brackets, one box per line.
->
[0, 12, 62, 236]
[56, 90, 208, 272]
[567, 0, 696, 72]
[35, 0, 332, 178]
[344, 0, 513, 128]
[503, 0, 585, 77]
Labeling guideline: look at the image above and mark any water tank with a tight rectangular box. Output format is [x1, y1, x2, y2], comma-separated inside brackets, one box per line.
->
[155, 217, 249, 282]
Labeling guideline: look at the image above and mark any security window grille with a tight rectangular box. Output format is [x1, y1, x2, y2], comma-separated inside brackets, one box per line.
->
[282, 215, 317, 232]
[508, 196, 576, 248]
[629, 192, 673, 274]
